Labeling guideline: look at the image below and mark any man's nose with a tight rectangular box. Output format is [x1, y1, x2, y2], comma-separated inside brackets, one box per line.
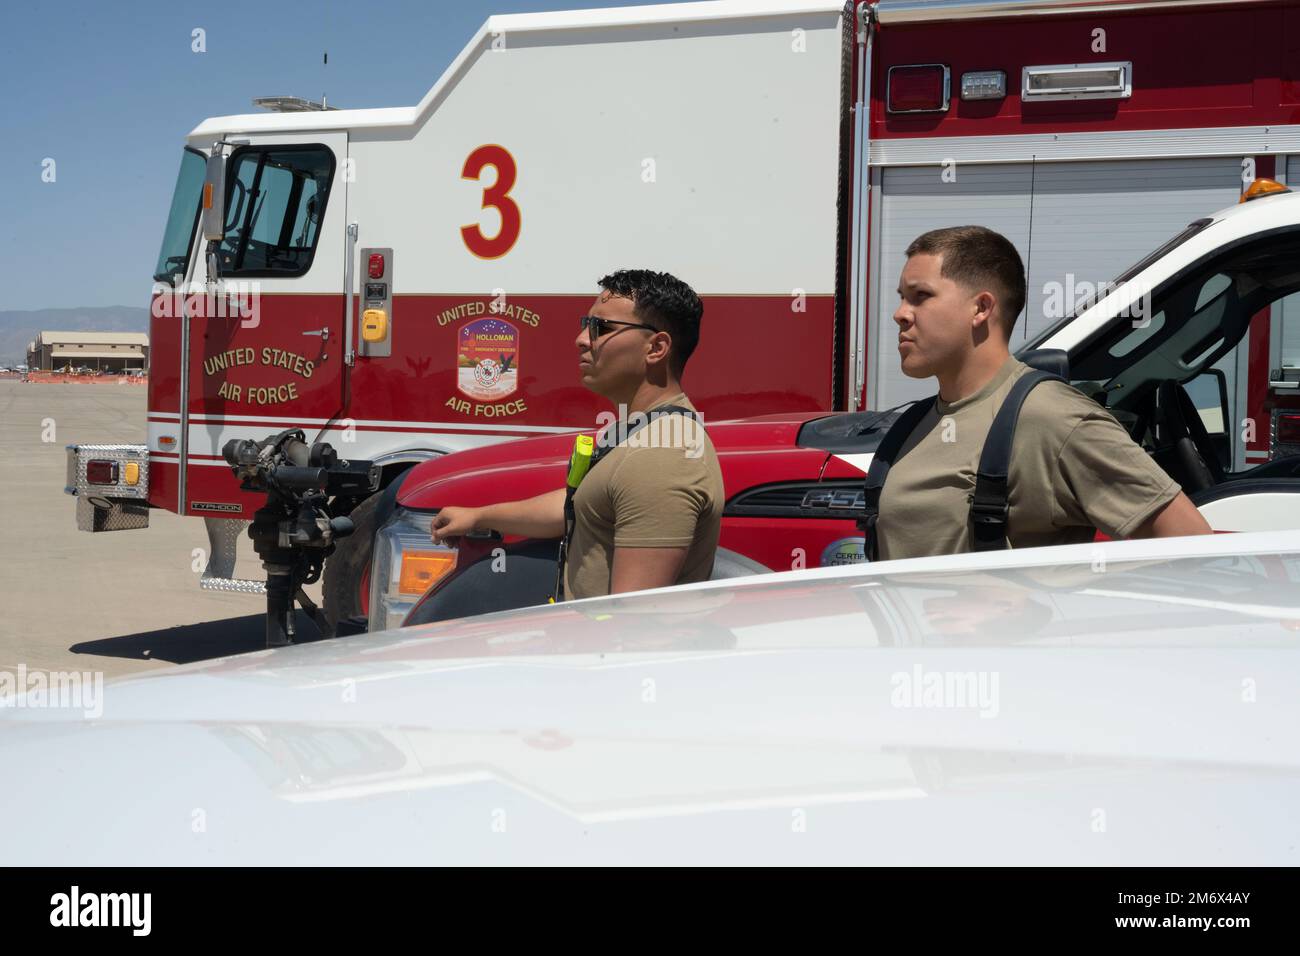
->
[893, 303, 912, 328]
[576, 327, 592, 351]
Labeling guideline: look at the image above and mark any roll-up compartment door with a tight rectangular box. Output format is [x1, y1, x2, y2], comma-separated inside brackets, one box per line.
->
[1025, 157, 1245, 469]
[1021, 158, 1243, 343]
[871, 157, 1244, 411]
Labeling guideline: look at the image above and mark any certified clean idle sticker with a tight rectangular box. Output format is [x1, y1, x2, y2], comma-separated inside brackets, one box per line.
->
[821, 537, 866, 566]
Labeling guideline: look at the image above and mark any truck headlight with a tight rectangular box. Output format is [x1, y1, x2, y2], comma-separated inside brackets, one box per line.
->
[368, 508, 457, 632]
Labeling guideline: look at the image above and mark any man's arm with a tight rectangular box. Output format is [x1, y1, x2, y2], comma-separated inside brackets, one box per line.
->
[1048, 397, 1215, 542]
[1127, 491, 1213, 539]
[431, 488, 566, 543]
[610, 546, 690, 594]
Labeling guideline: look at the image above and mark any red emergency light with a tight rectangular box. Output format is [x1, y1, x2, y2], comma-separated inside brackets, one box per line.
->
[1277, 413, 1300, 445]
[86, 460, 118, 485]
[887, 64, 950, 114]
[368, 254, 385, 279]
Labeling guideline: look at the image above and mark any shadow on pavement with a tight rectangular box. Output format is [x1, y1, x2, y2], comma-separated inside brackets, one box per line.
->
[70, 611, 328, 665]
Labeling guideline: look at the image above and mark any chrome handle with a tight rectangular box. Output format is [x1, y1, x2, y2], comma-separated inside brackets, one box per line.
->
[303, 328, 330, 341]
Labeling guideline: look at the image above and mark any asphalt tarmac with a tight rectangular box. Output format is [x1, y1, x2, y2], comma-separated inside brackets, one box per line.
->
[0, 380, 325, 680]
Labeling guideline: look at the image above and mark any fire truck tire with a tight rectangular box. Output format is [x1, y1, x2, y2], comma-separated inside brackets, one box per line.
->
[322, 493, 381, 628]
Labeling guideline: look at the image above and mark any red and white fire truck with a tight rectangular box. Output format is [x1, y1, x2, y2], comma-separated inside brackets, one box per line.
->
[66, 0, 1300, 628]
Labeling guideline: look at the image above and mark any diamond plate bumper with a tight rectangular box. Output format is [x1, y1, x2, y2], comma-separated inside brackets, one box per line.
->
[65, 444, 150, 532]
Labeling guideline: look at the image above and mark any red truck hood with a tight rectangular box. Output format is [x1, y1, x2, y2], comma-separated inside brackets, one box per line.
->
[397, 409, 845, 510]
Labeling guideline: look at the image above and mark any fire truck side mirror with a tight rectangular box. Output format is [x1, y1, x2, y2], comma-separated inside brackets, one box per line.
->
[202, 149, 227, 243]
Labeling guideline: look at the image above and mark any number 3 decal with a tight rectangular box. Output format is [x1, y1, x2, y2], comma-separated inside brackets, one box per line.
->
[461, 144, 521, 259]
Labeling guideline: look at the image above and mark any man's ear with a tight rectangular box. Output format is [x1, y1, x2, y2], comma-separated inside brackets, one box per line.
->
[972, 291, 997, 331]
[645, 330, 673, 368]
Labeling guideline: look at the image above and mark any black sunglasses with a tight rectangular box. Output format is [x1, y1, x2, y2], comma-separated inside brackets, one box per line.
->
[579, 315, 659, 339]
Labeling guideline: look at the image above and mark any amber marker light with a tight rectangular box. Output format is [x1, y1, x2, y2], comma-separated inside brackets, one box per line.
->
[1240, 178, 1291, 203]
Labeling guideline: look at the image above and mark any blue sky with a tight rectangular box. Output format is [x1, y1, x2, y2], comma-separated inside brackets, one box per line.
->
[0, 0, 679, 312]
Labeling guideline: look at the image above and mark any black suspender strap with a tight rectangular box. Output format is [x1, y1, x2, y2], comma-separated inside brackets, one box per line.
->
[589, 405, 695, 469]
[554, 487, 579, 603]
[857, 370, 1068, 559]
[969, 369, 1065, 552]
[856, 398, 935, 561]
[553, 405, 699, 602]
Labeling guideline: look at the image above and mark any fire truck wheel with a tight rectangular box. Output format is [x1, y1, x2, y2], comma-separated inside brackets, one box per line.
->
[322, 493, 380, 629]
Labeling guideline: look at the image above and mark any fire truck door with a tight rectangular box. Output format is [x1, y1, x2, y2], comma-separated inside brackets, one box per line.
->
[183, 132, 349, 505]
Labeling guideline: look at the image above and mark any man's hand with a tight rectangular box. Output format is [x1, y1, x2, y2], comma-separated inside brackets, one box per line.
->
[431, 506, 482, 545]
[431, 489, 569, 545]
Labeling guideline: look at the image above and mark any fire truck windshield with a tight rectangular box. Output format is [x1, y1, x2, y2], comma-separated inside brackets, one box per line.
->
[152, 147, 206, 283]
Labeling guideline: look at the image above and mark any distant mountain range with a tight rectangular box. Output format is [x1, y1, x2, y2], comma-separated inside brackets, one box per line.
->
[0, 306, 150, 364]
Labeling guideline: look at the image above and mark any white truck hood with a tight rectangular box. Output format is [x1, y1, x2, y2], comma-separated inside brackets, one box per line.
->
[3, 531, 1298, 865]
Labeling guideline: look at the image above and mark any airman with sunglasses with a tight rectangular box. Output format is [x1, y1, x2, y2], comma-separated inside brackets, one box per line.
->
[432, 270, 724, 600]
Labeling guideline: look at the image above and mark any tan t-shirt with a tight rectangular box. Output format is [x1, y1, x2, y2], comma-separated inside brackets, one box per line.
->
[876, 357, 1180, 560]
[564, 394, 724, 601]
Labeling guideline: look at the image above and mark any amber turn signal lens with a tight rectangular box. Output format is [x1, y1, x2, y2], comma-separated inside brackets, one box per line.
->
[397, 550, 457, 595]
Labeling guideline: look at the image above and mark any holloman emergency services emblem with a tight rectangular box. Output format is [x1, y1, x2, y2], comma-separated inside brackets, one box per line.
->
[457, 318, 519, 400]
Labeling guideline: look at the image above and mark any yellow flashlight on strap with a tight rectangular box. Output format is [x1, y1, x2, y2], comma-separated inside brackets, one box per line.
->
[566, 434, 595, 489]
